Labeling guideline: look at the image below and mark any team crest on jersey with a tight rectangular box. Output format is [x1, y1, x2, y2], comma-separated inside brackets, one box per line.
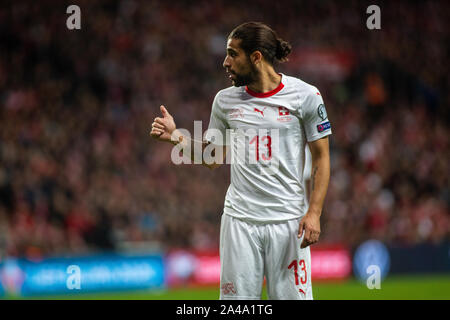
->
[229, 107, 244, 119]
[221, 282, 237, 295]
[277, 106, 292, 122]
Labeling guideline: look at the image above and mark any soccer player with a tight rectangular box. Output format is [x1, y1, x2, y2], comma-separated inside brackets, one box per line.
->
[150, 22, 331, 300]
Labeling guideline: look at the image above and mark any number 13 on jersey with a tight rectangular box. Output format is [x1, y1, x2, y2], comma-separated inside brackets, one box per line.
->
[249, 135, 272, 162]
[229, 128, 280, 175]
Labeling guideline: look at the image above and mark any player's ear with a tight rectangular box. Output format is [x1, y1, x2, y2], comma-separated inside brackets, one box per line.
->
[250, 51, 263, 65]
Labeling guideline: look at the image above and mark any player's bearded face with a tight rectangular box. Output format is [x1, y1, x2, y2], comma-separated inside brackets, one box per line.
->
[230, 57, 259, 87]
[224, 38, 259, 87]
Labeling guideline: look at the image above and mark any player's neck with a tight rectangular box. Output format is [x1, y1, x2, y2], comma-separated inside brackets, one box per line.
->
[247, 69, 281, 94]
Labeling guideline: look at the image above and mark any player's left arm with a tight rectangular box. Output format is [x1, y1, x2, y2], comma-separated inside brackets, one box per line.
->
[298, 136, 330, 248]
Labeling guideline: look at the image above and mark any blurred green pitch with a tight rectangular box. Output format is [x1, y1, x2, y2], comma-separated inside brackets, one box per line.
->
[15, 274, 450, 300]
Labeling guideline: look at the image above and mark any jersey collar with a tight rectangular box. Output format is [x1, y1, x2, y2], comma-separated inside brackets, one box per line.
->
[245, 74, 285, 98]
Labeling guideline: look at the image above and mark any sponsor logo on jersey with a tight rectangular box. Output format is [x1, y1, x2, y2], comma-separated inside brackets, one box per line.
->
[229, 108, 244, 119]
[253, 107, 266, 117]
[221, 282, 237, 295]
[277, 106, 292, 122]
[317, 104, 327, 120]
[317, 121, 331, 133]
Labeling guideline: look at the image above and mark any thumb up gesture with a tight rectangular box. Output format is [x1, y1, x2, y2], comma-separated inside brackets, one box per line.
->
[150, 105, 177, 143]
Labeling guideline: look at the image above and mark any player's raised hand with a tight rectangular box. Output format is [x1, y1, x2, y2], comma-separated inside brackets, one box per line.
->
[298, 211, 321, 248]
[150, 105, 177, 143]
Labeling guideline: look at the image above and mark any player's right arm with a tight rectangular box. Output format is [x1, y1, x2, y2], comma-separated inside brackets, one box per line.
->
[150, 105, 226, 169]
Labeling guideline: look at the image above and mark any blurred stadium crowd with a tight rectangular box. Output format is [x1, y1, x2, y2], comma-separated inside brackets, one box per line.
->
[0, 0, 448, 260]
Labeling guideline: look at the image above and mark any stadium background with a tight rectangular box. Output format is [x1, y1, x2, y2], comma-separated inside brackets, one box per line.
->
[0, 0, 448, 299]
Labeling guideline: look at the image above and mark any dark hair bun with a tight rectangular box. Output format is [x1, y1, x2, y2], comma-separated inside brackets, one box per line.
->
[275, 38, 292, 62]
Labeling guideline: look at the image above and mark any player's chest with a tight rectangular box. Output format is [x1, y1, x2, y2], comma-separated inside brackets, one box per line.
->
[225, 103, 299, 130]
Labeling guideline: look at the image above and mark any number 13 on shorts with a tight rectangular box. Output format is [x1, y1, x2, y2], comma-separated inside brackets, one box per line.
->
[288, 259, 308, 295]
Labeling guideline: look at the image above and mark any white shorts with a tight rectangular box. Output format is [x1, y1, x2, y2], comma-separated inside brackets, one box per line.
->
[219, 214, 313, 300]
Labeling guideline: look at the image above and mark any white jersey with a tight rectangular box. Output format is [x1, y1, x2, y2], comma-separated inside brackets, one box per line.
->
[205, 73, 332, 222]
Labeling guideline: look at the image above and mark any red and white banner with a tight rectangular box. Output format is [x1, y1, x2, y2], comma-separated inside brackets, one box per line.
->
[165, 250, 221, 286]
[311, 245, 352, 280]
[166, 245, 351, 287]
